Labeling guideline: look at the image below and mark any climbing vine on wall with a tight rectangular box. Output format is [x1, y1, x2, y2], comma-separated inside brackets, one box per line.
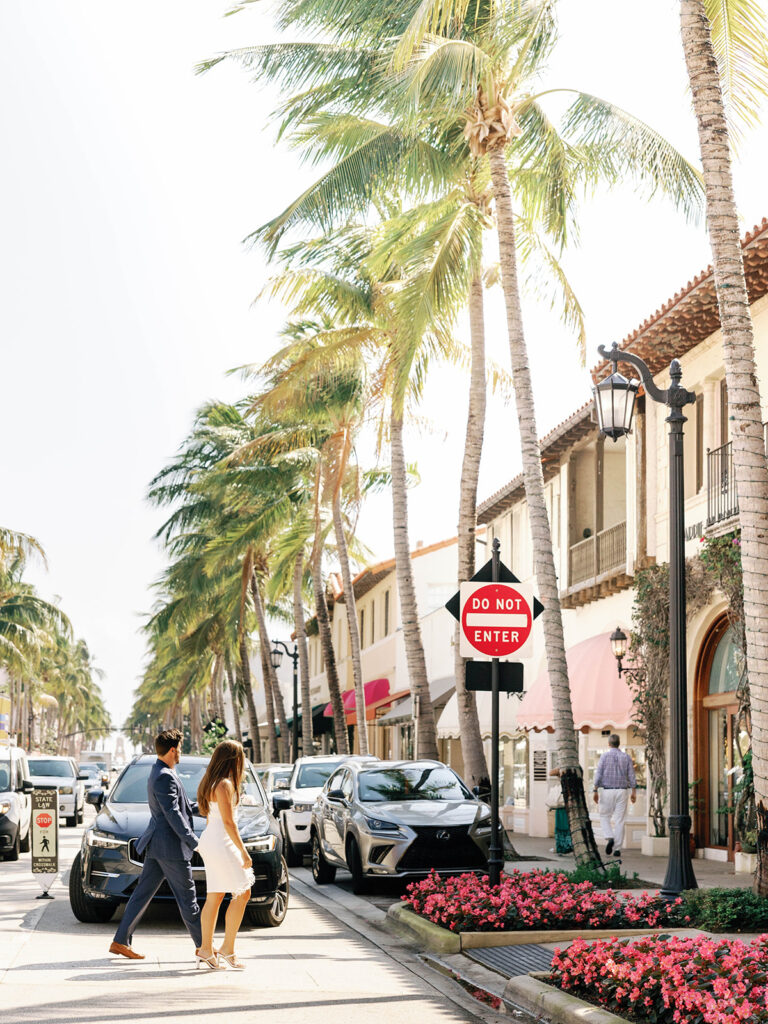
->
[630, 560, 713, 837]
[630, 531, 749, 839]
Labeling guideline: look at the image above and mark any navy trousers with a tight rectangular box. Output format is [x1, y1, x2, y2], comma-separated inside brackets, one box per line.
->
[113, 855, 202, 948]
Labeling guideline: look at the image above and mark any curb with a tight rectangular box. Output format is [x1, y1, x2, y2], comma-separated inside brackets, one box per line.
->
[388, 904, 671, 952]
[504, 974, 626, 1024]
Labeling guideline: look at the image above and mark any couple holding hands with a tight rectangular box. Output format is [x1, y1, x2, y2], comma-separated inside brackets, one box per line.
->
[108, 729, 254, 970]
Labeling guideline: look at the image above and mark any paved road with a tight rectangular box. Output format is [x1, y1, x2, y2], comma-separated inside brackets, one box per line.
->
[0, 814, 506, 1024]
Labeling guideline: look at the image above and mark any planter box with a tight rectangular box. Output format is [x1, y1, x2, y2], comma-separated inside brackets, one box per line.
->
[505, 973, 626, 1024]
[735, 851, 757, 874]
[640, 834, 669, 857]
[387, 904, 669, 954]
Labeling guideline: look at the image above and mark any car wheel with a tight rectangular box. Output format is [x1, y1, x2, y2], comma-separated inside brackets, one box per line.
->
[283, 829, 302, 868]
[346, 837, 369, 895]
[246, 857, 289, 927]
[19, 825, 31, 854]
[5, 828, 20, 861]
[311, 831, 336, 885]
[68, 852, 119, 923]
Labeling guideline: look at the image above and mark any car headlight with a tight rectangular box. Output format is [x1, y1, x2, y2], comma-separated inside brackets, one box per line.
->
[363, 816, 402, 834]
[292, 803, 313, 813]
[59, 787, 73, 795]
[0, 800, 11, 816]
[244, 834, 277, 853]
[86, 829, 128, 849]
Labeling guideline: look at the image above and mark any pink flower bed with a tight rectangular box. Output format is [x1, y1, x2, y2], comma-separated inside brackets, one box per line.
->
[552, 933, 768, 1024]
[402, 870, 687, 932]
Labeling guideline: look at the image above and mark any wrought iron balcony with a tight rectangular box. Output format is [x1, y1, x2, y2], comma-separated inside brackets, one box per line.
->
[706, 424, 768, 528]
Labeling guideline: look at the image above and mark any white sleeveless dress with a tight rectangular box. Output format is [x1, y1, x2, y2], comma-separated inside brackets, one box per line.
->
[197, 795, 255, 897]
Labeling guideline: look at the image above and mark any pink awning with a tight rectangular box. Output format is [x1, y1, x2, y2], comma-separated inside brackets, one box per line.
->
[517, 632, 634, 731]
[323, 678, 391, 717]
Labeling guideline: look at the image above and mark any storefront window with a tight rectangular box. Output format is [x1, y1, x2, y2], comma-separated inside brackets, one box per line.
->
[501, 735, 528, 807]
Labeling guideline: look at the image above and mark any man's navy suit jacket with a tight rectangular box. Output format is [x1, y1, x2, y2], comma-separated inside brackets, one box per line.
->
[134, 759, 198, 862]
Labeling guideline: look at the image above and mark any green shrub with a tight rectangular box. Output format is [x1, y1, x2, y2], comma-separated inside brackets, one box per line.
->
[682, 887, 768, 932]
[564, 861, 626, 887]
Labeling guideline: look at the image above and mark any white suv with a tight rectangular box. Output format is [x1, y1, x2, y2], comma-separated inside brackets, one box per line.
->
[27, 755, 86, 827]
[275, 755, 377, 866]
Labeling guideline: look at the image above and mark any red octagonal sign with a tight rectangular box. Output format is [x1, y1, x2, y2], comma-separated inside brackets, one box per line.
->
[36, 813, 53, 829]
[460, 582, 533, 660]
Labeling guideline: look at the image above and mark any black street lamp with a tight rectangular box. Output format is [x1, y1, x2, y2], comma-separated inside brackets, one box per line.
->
[271, 640, 300, 762]
[594, 342, 698, 899]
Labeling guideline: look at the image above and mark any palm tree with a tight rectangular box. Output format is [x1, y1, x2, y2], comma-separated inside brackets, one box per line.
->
[677, 0, 768, 893]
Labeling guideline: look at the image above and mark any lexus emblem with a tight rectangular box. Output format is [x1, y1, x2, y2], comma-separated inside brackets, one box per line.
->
[436, 830, 451, 841]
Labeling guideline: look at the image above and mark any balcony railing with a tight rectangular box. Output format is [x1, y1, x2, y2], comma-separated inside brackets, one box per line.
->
[569, 521, 627, 588]
[706, 423, 768, 528]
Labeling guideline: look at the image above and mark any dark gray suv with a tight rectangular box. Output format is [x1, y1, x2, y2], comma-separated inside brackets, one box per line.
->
[310, 759, 491, 893]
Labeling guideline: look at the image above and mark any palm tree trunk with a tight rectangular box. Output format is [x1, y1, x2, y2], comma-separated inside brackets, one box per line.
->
[488, 146, 601, 867]
[251, 575, 290, 762]
[259, 644, 280, 762]
[211, 654, 225, 724]
[310, 543, 349, 755]
[680, 0, 768, 894]
[293, 552, 313, 756]
[225, 651, 242, 740]
[239, 633, 262, 763]
[332, 492, 369, 755]
[455, 275, 491, 790]
[390, 408, 439, 758]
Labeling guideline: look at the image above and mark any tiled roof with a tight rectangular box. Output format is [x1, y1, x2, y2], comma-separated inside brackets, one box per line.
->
[591, 218, 768, 380]
[477, 401, 595, 523]
[478, 218, 768, 524]
[337, 535, 463, 602]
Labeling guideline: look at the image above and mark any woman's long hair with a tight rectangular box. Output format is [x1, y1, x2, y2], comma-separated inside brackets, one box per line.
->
[197, 740, 245, 817]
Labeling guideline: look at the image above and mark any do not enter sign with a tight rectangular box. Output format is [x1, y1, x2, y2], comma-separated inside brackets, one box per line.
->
[459, 582, 534, 660]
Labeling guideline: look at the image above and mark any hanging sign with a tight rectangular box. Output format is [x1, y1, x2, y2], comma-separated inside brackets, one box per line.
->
[31, 789, 58, 894]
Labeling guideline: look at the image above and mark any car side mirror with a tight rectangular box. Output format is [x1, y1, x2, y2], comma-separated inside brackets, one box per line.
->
[21, 779, 34, 795]
[77, 773, 89, 781]
[86, 787, 104, 809]
[472, 786, 481, 797]
[327, 788, 346, 802]
[272, 794, 293, 813]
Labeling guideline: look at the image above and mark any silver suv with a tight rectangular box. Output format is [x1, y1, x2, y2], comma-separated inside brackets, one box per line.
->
[310, 759, 491, 893]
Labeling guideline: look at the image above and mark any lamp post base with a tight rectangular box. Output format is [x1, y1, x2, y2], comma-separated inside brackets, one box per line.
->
[660, 814, 697, 899]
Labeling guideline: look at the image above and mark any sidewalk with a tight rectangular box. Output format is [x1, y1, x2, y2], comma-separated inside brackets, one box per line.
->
[506, 832, 753, 889]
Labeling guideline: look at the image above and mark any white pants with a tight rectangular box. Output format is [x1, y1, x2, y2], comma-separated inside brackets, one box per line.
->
[598, 788, 629, 850]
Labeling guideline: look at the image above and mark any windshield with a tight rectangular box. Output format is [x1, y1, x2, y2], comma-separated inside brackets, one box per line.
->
[28, 759, 74, 778]
[109, 761, 267, 809]
[79, 765, 99, 775]
[358, 767, 471, 803]
[271, 770, 292, 787]
[296, 763, 339, 788]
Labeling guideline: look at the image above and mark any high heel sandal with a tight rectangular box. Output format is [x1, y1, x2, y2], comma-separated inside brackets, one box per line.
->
[219, 953, 245, 970]
[195, 950, 225, 970]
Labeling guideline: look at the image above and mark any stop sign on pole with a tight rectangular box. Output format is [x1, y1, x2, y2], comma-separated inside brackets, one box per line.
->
[459, 581, 534, 660]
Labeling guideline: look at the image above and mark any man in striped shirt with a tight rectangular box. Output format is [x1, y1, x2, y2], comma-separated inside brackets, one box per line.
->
[593, 734, 636, 857]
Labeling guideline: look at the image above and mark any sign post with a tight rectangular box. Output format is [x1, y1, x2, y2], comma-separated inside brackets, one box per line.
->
[446, 540, 543, 887]
[31, 789, 58, 899]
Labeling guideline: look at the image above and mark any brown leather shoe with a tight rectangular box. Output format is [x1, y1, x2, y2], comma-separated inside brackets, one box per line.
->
[109, 941, 145, 960]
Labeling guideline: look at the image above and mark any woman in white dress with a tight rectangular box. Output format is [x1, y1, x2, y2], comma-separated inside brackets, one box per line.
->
[195, 740, 254, 970]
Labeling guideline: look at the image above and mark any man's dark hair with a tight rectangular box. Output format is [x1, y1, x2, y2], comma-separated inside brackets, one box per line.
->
[608, 734, 620, 748]
[155, 728, 183, 756]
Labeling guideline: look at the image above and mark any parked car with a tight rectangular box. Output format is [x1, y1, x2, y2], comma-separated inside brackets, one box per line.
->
[310, 759, 491, 893]
[69, 754, 288, 928]
[27, 755, 87, 827]
[274, 755, 377, 867]
[257, 764, 294, 807]
[0, 745, 32, 860]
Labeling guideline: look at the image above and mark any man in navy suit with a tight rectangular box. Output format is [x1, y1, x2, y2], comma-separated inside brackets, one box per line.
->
[109, 729, 203, 959]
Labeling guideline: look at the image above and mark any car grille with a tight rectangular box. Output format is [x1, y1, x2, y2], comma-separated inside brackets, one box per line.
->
[129, 840, 204, 868]
[397, 825, 487, 871]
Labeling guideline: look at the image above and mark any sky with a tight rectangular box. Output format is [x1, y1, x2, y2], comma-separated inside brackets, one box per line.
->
[2, 0, 768, 731]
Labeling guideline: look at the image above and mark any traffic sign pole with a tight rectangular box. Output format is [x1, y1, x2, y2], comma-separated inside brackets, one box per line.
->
[489, 538, 502, 887]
